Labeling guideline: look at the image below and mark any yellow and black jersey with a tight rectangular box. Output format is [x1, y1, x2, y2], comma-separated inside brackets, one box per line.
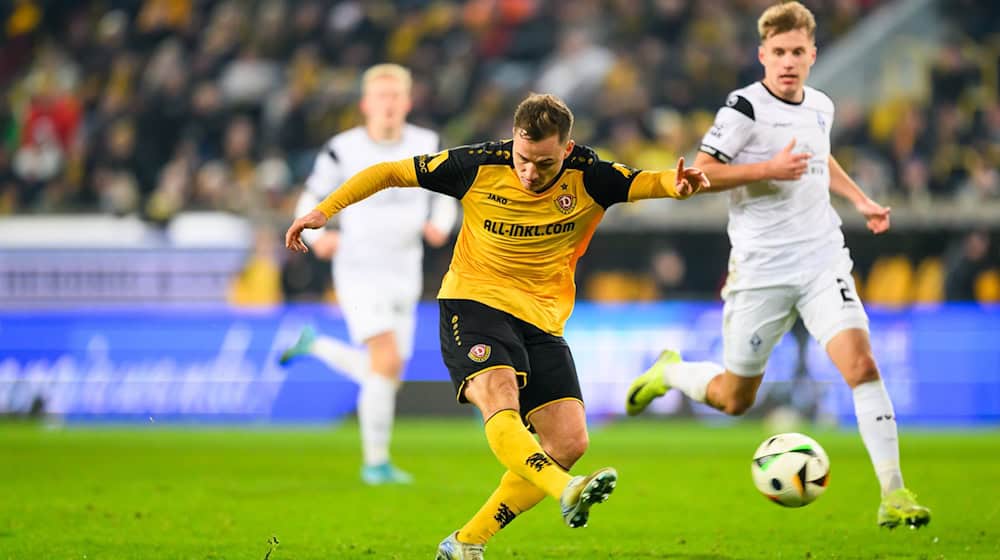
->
[315, 139, 694, 335]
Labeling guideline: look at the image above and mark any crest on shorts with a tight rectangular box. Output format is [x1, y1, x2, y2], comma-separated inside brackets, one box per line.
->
[468, 343, 491, 363]
[554, 193, 576, 214]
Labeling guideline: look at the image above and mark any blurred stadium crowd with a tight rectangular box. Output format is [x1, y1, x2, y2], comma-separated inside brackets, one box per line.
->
[1, 0, 997, 303]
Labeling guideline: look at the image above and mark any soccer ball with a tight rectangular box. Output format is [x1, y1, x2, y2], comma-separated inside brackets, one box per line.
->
[751, 432, 830, 507]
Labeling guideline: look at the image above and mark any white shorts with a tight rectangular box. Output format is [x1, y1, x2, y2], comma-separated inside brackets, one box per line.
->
[335, 280, 419, 361]
[722, 259, 869, 377]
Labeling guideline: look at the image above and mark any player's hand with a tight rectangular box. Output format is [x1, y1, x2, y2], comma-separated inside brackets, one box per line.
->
[423, 223, 449, 248]
[855, 197, 891, 234]
[675, 156, 710, 197]
[767, 139, 812, 180]
[285, 210, 328, 253]
[311, 231, 339, 260]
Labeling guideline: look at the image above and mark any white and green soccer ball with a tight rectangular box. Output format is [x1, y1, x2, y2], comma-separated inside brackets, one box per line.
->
[751, 432, 830, 507]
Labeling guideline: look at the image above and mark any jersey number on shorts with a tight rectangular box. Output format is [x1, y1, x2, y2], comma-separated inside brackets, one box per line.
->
[836, 278, 856, 303]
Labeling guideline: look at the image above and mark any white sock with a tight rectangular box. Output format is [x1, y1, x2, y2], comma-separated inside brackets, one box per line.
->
[664, 360, 722, 403]
[852, 379, 904, 495]
[309, 335, 368, 384]
[358, 373, 398, 467]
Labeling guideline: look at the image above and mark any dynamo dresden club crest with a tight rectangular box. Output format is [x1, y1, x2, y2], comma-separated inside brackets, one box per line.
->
[468, 343, 491, 363]
[554, 193, 576, 214]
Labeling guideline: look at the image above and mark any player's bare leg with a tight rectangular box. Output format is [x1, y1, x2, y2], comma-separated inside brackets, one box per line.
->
[626, 350, 762, 417]
[531, 400, 588, 472]
[827, 328, 930, 528]
[532, 400, 616, 528]
[705, 371, 764, 415]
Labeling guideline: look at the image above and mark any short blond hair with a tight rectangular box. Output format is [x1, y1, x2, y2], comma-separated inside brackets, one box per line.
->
[362, 63, 412, 94]
[758, 1, 816, 41]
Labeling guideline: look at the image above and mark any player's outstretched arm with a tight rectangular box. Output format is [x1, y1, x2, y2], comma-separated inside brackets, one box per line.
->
[829, 155, 890, 234]
[673, 156, 710, 197]
[286, 210, 328, 253]
[285, 158, 420, 253]
[291, 189, 340, 258]
[624, 156, 710, 201]
[693, 139, 811, 192]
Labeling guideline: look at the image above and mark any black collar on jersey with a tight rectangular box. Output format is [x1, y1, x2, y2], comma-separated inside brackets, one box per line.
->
[533, 142, 596, 194]
[758, 81, 805, 105]
[532, 166, 568, 195]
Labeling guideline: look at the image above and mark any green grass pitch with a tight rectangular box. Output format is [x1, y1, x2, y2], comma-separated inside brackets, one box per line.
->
[2, 418, 998, 559]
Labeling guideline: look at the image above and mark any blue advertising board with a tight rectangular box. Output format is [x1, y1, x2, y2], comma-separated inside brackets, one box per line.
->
[1, 303, 997, 425]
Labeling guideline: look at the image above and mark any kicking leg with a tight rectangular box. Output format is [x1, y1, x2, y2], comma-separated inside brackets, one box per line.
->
[444, 401, 601, 560]
[454, 399, 590, 545]
[463, 368, 574, 500]
[533, 399, 615, 529]
[465, 371, 615, 527]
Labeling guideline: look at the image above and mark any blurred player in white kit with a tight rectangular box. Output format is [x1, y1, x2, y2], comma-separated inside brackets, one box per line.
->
[280, 63, 457, 485]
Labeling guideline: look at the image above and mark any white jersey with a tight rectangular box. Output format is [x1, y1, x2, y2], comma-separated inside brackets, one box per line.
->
[301, 124, 457, 295]
[700, 82, 846, 290]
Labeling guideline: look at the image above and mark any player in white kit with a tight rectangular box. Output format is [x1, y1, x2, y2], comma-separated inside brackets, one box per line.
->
[280, 64, 457, 485]
[625, 1, 930, 528]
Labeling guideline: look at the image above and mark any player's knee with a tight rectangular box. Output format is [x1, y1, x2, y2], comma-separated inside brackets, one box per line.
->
[844, 353, 880, 387]
[548, 432, 589, 467]
[464, 370, 519, 410]
[371, 351, 404, 378]
[381, 357, 405, 378]
[723, 394, 756, 416]
[563, 431, 589, 464]
[713, 373, 759, 416]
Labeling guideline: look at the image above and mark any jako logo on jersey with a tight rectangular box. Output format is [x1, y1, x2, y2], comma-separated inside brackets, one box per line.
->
[417, 151, 450, 174]
[468, 343, 491, 363]
[554, 193, 577, 214]
[487, 193, 509, 205]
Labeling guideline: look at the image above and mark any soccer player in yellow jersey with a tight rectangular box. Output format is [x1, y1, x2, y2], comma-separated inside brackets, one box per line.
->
[286, 93, 710, 559]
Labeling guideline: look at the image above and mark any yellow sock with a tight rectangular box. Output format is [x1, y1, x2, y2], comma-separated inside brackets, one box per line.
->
[457, 470, 546, 544]
[483, 409, 571, 499]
